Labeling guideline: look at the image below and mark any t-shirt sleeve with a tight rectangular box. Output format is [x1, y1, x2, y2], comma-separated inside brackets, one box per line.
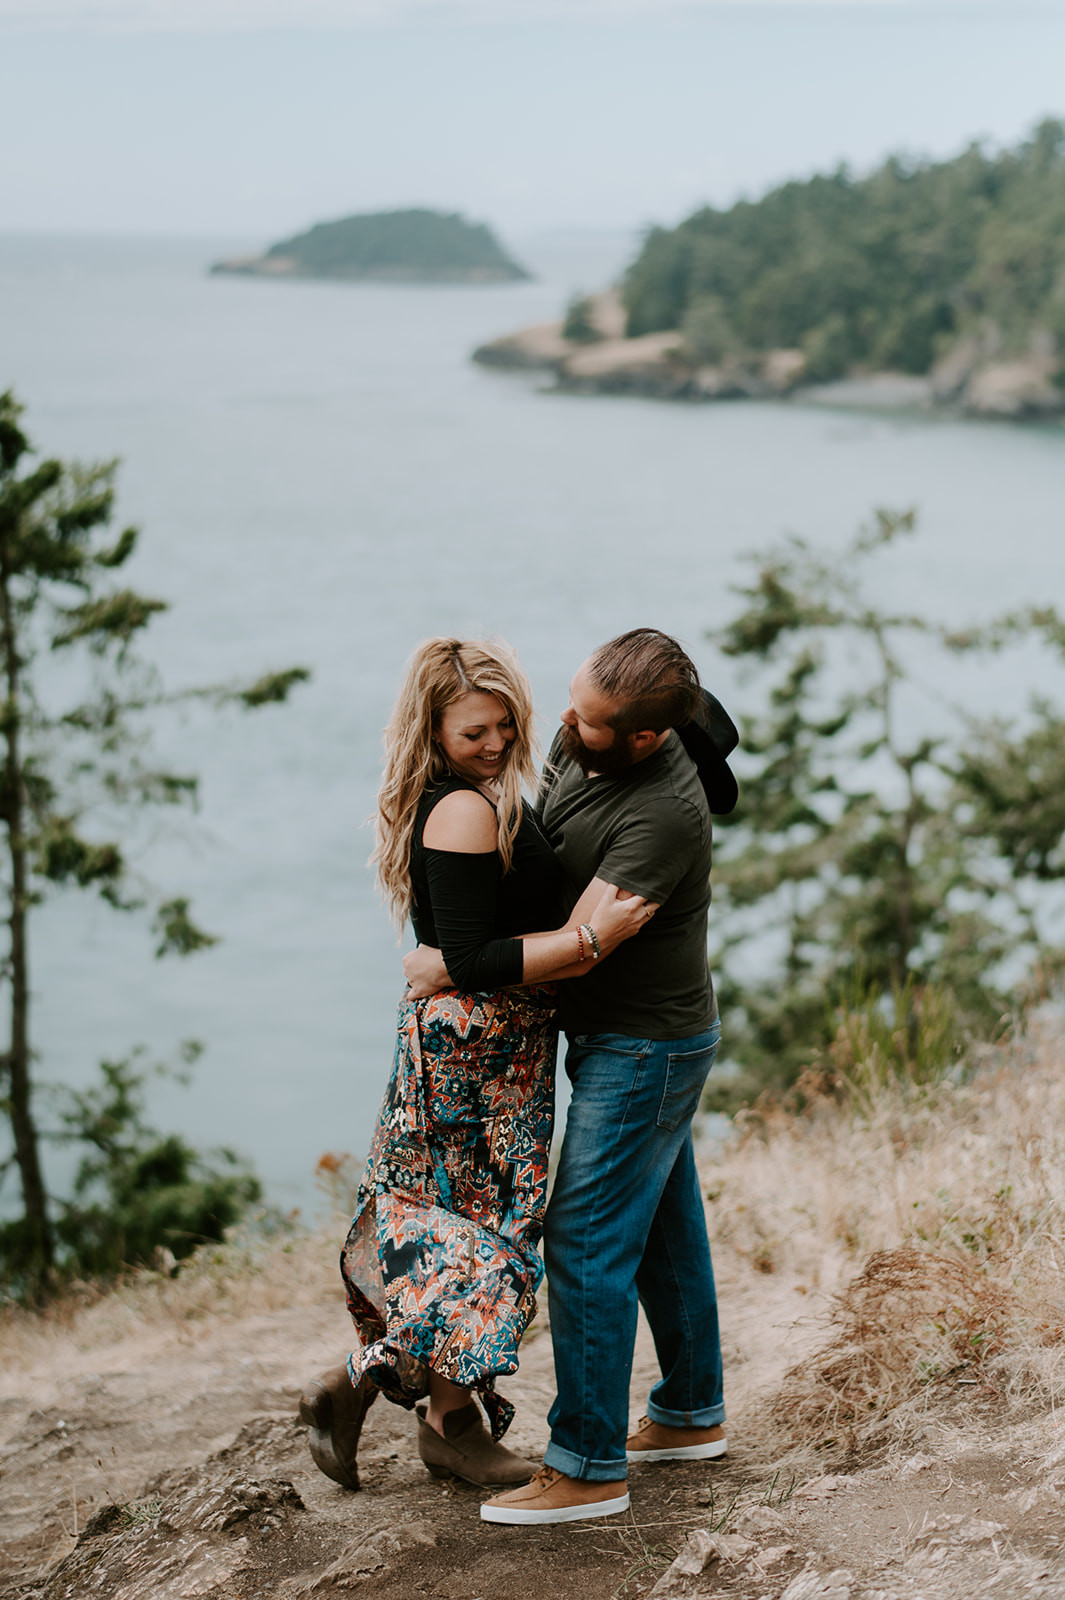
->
[422, 848, 525, 990]
[594, 800, 706, 904]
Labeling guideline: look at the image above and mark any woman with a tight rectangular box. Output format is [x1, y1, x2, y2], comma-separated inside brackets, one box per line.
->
[300, 638, 650, 1492]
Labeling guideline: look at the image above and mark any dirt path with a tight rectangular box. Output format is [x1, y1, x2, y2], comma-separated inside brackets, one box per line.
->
[4, 1225, 1065, 1599]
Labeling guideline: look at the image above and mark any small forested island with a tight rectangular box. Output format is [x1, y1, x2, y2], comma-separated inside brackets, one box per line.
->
[211, 207, 529, 284]
[475, 119, 1065, 418]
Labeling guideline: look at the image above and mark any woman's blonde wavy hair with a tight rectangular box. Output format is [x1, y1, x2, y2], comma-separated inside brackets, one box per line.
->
[371, 637, 537, 930]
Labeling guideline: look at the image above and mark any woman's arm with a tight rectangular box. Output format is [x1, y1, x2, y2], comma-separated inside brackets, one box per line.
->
[403, 866, 655, 997]
[418, 789, 527, 992]
[516, 878, 652, 983]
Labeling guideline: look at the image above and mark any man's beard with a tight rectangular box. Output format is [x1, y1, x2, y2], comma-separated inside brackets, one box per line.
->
[559, 722, 637, 777]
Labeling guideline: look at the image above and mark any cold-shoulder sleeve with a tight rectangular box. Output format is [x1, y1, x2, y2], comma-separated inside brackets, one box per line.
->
[422, 848, 525, 990]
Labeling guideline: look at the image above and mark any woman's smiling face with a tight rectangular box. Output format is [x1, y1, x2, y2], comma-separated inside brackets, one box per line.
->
[435, 691, 517, 785]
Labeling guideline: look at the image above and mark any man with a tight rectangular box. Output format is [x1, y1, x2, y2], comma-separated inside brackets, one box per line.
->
[479, 627, 737, 1525]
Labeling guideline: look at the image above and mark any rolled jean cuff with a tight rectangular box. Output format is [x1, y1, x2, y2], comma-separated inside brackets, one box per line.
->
[544, 1440, 628, 1483]
[646, 1398, 726, 1429]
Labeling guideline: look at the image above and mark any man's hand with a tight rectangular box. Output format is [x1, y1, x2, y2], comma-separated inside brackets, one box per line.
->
[403, 944, 452, 999]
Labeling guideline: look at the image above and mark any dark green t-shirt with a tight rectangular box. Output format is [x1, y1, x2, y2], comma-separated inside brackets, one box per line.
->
[538, 730, 715, 1040]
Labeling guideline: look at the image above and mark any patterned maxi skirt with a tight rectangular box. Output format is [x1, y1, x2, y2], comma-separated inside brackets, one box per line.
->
[341, 985, 558, 1441]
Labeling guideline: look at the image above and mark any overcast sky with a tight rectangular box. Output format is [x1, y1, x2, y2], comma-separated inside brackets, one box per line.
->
[3, 0, 1064, 239]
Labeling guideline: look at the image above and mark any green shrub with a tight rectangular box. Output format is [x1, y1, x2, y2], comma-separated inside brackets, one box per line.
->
[0, 1050, 260, 1297]
[562, 294, 603, 344]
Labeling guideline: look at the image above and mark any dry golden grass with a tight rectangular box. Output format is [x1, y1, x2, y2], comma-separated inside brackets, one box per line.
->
[770, 1245, 1018, 1450]
[703, 1014, 1065, 1459]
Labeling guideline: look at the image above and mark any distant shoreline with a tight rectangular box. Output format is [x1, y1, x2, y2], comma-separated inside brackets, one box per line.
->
[473, 293, 1065, 425]
[211, 258, 529, 285]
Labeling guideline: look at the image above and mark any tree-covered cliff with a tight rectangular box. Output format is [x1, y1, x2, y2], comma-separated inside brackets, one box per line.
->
[624, 119, 1065, 382]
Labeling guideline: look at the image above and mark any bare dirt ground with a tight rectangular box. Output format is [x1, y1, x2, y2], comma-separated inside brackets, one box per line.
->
[5, 1207, 1065, 1600]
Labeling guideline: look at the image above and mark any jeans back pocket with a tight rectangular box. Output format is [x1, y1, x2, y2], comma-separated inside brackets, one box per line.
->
[657, 1040, 720, 1131]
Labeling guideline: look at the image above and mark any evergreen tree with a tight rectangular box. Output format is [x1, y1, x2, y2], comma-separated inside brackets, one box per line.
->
[0, 391, 308, 1296]
[710, 510, 1065, 1089]
[624, 119, 1065, 380]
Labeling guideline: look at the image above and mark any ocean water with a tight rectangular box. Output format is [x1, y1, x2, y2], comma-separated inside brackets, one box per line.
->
[2, 231, 1063, 1215]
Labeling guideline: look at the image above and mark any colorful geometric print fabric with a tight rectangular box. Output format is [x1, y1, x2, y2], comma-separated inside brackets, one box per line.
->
[341, 985, 558, 1441]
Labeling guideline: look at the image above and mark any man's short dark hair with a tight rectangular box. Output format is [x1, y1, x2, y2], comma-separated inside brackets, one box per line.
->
[587, 628, 701, 736]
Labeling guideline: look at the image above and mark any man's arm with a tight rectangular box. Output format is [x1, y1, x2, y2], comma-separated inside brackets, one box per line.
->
[403, 879, 653, 998]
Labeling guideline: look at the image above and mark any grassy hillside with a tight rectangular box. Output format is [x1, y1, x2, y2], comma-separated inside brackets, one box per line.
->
[624, 119, 1065, 381]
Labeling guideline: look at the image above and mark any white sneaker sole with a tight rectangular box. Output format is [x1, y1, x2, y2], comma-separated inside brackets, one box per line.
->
[627, 1437, 728, 1463]
[481, 1490, 630, 1525]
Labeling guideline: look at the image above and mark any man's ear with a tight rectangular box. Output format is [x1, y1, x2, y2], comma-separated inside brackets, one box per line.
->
[628, 728, 659, 754]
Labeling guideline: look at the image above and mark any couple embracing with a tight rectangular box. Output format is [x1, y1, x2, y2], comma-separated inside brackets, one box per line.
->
[300, 627, 738, 1525]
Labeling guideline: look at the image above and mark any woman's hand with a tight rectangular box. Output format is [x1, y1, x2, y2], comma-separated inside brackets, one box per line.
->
[403, 944, 453, 999]
[587, 883, 659, 955]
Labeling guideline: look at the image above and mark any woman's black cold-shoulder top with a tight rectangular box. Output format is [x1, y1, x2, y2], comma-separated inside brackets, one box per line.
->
[409, 775, 564, 992]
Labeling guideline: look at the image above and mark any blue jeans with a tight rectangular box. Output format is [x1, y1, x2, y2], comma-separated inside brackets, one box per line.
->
[542, 1021, 724, 1482]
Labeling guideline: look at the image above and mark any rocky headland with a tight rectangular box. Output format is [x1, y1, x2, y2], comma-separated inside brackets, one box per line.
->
[477, 124, 1065, 420]
[473, 292, 1064, 419]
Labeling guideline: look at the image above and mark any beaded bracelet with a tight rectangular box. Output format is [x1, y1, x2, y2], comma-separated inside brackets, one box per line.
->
[576, 924, 586, 962]
[580, 922, 601, 959]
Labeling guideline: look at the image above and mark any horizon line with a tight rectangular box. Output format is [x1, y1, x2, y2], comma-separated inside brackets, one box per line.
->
[0, 0, 1046, 36]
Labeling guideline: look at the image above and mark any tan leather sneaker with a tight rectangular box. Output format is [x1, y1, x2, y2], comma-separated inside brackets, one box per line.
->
[481, 1464, 629, 1524]
[626, 1415, 727, 1463]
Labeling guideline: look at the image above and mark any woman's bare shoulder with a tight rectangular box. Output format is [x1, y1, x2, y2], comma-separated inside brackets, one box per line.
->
[422, 786, 497, 852]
